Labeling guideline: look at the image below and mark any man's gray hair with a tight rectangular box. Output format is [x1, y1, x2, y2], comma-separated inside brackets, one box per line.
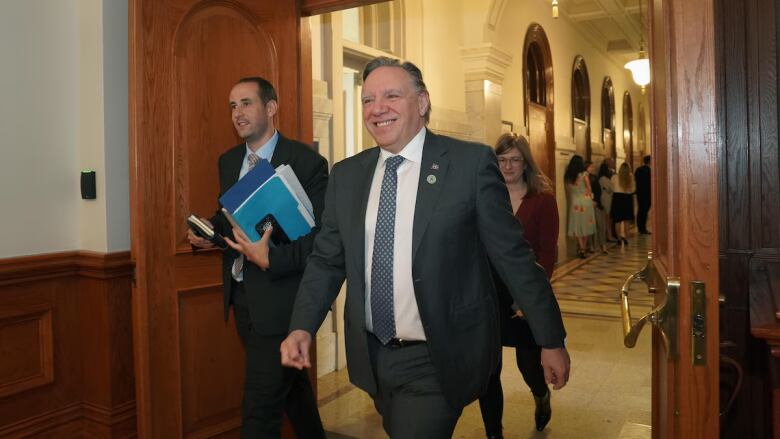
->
[362, 57, 431, 124]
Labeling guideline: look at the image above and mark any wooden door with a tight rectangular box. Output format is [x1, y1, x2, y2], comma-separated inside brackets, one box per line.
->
[528, 103, 554, 181]
[129, 1, 310, 437]
[643, 0, 720, 436]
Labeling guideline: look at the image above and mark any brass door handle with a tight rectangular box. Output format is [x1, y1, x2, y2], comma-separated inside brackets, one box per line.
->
[620, 252, 679, 358]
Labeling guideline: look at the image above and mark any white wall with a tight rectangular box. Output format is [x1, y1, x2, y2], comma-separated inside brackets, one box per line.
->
[0, 0, 129, 258]
[102, 0, 130, 251]
[0, 1, 80, 258]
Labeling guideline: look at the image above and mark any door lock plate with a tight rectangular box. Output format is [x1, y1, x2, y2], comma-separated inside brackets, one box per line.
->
[691, 281, 706, 366]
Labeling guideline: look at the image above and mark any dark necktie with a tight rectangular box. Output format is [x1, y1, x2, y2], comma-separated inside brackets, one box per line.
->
[371, 155, 405, 344]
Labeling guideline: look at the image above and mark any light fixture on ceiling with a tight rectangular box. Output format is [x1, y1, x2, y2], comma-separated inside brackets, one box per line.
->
[624, 0, 650, 92]
[552, 0, 559, 19]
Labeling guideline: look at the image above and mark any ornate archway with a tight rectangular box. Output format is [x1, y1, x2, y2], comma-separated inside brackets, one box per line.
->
[523, 23, 555, 186]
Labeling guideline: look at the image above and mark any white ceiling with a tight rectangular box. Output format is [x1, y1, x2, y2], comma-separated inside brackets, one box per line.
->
[559, 0, 648, 66]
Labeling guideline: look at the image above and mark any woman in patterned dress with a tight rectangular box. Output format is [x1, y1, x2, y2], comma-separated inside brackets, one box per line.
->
[564, 154, 596, 258]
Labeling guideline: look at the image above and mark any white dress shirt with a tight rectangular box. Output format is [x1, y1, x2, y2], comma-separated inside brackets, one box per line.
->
[364, 127, 426, 341]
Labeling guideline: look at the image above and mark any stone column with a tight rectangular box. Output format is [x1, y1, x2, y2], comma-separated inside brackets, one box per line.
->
[312, 79, 333, 165]
[459, 43, 512, 144]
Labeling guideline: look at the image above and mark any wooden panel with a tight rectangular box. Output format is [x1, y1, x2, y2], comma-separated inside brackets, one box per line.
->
[649, 0, 671, 270]
[0, 251, 135, 438]
[753, 0, 780, 250]
[178, 286, 244, 438]
[0, 305, 53, 398]
[717, 0, 780, 436]
[669, 0, 721, 435]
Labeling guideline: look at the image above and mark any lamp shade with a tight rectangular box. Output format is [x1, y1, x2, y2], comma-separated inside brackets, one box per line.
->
[625, 57, 650, 87]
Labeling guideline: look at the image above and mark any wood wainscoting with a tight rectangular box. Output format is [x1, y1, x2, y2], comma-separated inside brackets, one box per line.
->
[0, 251, 136, 438]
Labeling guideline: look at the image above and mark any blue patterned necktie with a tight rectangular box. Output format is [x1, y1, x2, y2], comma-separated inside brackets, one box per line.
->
[371, 155, 405, 344]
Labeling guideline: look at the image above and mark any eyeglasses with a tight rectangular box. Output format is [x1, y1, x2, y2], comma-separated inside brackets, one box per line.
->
[498, 157, 524, 166]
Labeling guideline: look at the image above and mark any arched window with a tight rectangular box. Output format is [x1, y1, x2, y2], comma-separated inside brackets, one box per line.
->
[601, 77, 616, 160]
[571, 56, 591, 159]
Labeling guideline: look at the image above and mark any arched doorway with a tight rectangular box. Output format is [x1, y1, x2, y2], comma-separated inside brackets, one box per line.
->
[523, 23, 555, 186]
[601, 77, 616, 161]
[622, 91, 634, 168]
[571, 55, 591, 160]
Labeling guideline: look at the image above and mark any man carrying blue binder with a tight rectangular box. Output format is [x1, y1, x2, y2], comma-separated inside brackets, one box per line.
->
[187, 77, 327, 439]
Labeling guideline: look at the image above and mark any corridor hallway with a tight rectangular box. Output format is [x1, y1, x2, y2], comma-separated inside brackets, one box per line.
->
[317, 233, 653, 438]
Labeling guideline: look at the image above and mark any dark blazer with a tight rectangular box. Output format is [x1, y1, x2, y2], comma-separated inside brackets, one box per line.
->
[211, 133, 328, 335]
[634, 165, 651, 204]
[289, 130, 565, 408]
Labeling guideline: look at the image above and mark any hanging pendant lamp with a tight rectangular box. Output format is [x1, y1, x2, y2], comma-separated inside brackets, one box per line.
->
[624, 0, 650, 91]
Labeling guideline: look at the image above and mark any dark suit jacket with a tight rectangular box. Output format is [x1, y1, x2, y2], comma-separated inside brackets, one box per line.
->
[289, 130, 565, 408]
[634, 165, 651, 205]
[210, 133, 328, 335]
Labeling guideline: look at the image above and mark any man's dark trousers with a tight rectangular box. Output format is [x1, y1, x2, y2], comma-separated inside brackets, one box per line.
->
[232, 283, 324, 439]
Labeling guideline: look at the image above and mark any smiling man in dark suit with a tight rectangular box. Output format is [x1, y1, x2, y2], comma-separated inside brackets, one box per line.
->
[187, 77, 326, 439]
[279, 58, 570, 438]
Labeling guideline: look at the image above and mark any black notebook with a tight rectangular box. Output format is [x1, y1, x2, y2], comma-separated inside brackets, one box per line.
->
[187, 215, 228, 249]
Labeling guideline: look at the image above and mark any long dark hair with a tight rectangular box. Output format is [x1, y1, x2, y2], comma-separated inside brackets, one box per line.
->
[598, 161, 612, 179]
[494, 133, 553, 195]
[564, 154, 586, 184]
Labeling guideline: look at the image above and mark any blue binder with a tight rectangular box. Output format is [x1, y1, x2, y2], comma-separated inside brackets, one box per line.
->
[232, 175, 313, 242]
[218, 158, 275, 212]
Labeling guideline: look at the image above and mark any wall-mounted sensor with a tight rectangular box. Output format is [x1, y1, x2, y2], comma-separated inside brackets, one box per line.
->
[81, 170, 96, 199]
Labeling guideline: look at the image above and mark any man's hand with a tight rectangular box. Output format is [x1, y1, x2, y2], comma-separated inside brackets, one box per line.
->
[280, 330, 312, 370]
[225, 226, 273, 270]
[187, 218, 216, 249]
[541, 347, 571, 390]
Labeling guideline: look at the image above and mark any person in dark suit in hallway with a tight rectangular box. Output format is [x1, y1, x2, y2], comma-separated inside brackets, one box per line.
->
[187, 77, 327, 439]
[277, 57, 570, 438]
[634, 155, 652, 234]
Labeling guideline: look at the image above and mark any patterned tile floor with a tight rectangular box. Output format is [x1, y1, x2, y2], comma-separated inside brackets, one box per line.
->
[553, 233, 654, 320]
[318, 231, 653, 438]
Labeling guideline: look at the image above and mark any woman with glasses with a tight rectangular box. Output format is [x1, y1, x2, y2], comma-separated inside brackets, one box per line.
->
[478, 133, 559, 437]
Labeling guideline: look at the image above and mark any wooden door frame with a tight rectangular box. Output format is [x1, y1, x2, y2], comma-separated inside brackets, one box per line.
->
[648, 0, 720, 437]
[572, 55, 591, 161]
[523, 22, 556, 185]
